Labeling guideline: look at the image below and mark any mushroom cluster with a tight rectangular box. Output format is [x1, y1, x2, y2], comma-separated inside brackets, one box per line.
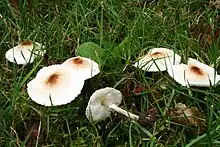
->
[167, 58, 220, 87]
[84, 47, 220, 124]
[5, 42, 219, 127]
[26, 56, 100, 106]
[133, 48, 220, 87]
[5, 41, 100, 106]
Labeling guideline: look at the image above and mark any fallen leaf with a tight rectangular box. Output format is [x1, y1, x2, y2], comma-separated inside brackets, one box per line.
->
[206, 28, 220, 45]
[138, 107, 157, 125]
[24, 120, 42, 147]
[133, 85, 146, 95]
[123, 83, 131, 97]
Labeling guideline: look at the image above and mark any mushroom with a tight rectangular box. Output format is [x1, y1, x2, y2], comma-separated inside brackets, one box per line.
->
[27, 64, 85, 106]
[62, 56, 100, 80]
[168, 103, 205, 133]
[133, 48, 181, 72]
[167, 58, 220, 87]
[5, 40, 45, 65]
[85, 87, 140, 122]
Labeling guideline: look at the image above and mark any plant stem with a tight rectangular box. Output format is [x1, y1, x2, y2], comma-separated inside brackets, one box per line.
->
[109, 104, 139, 121]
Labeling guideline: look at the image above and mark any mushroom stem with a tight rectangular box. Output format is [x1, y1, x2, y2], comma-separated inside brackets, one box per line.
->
[109, 104, 139, 121]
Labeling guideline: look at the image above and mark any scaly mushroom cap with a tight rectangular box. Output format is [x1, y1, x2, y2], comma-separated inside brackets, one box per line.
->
[168, 58, 220, 87]
[86, 87, 122, 122]
[27, 64, 85, 106]
[62, 56, 100, 80]
[133, 48, 181, 72]
[5, 41, 45, 64]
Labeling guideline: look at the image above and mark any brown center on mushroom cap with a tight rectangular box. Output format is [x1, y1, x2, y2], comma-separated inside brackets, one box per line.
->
[20, 41, 33, 46]
[47, 73, 59, 86]
[189, 66, 204, 76]
[151, 52, 165, 58]
[72, 57, 84, 65]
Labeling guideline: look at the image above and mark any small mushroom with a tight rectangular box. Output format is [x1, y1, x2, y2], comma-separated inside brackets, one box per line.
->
[168, 58, 220, 87]
[86, 87, 152, 123]
[62, 56, 100, 80]
[168, 103, 205, 133]
[5, 41, 45, 65]
[133, 48, 181, 72]
[27, 64, 85, 106]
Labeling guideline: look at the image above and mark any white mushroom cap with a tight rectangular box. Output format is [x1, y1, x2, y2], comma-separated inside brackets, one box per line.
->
[168, 58, 220, 87]
[5, 41, 45, 65]
[62, 56, 100, 80]
[86, 87, 122, 122]
[133, 48, 181, 72]
[27, 64, 85, 106]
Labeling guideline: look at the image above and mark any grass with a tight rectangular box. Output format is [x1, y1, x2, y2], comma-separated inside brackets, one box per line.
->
[0, 0, 220, 146]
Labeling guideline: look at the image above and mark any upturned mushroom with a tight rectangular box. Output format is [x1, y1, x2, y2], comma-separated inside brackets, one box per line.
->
[62, 56, 100, 80]
[133, 48, 181, 72]
[86, 87, 151, 122]
[167, 58, 220, 87]
[27, 64, 85, 106]
[5, 40, 45, 65]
